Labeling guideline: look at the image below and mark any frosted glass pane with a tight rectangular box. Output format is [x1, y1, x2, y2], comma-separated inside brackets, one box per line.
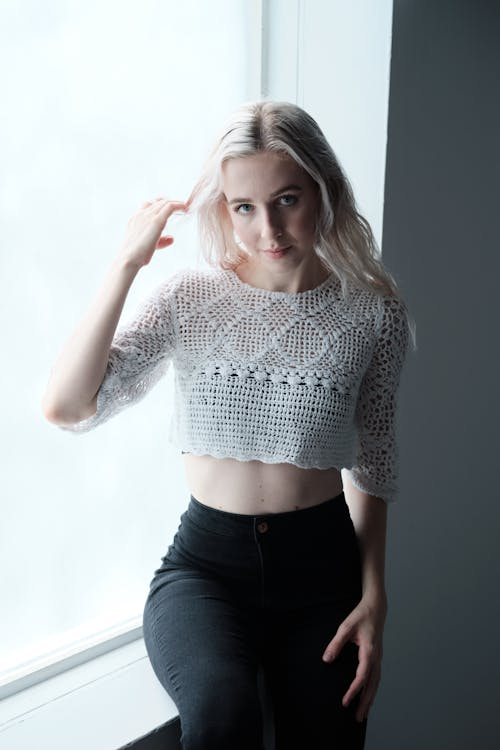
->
[0, 0, 253, 677]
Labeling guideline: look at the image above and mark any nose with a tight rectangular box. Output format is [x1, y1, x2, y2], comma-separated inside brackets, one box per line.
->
[259, 206, 283, 242]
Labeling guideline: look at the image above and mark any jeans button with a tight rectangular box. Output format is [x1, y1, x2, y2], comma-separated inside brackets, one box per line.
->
[257, 521, 269, 533]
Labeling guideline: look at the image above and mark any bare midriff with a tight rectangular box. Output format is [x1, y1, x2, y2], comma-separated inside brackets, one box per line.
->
[181, 452, 345, 514]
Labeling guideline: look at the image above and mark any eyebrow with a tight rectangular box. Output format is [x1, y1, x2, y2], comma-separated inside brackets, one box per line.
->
[226, 184, 303, 205]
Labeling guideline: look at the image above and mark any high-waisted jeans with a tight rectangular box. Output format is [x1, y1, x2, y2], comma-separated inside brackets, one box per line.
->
[142, 491, 367, 750]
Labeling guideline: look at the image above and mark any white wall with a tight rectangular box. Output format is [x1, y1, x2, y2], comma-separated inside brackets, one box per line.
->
[265, 0, 393, 248]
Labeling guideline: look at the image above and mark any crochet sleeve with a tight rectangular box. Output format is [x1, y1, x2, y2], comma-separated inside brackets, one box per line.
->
[344, 295, 410, 504]
[57, 274, 179, 434]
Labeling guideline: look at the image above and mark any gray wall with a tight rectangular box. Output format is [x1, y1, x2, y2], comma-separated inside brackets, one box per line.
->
[368, 1, 500, 748]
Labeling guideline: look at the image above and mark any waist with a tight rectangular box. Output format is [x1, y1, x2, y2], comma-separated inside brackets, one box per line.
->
[187, 489, 348, 536]
[181, 452, 345, 513]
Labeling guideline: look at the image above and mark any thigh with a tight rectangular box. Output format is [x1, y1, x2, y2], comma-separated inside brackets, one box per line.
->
[262, 601, 367, 750]
[143, 573, 265, 750]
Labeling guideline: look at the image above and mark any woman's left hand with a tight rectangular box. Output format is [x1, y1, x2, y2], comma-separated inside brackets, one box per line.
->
[321, 596, 387, 723]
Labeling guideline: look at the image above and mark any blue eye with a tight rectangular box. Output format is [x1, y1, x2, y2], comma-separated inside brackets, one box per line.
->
[278, 194, 297, 206]
[235, 203, 253, 214]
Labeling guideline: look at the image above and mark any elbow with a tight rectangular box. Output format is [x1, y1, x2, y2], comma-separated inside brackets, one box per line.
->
[41, 394, 60, 424]
[41, 403, 59, 425]
[41, 405, 74, 427]
[41, 394, 98, 427]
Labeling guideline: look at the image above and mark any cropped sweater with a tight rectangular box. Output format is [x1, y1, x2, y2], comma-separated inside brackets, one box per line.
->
[60, 266, 410, 504]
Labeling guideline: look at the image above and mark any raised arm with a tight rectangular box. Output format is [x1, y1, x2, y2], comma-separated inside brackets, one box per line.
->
[41, 198, 188, 430]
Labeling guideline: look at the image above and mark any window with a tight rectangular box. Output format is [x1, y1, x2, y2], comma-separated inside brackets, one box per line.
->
[0, 0, 259, 692]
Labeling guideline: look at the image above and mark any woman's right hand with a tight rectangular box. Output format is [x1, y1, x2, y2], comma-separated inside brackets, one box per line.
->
[117, 198, 189, 270]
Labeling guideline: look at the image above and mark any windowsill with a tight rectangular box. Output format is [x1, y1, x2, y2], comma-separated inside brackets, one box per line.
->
[0, 639, 178, 750]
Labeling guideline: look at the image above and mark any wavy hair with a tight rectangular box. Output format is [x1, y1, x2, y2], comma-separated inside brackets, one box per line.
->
[187, 100, 416, 350]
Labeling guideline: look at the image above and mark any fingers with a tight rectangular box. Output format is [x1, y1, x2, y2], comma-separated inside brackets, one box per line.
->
[323, 624, 381, 722]
[149, 198, 188, 214]
[342, 639, 382, 723]
[354, 663, 381, 722]
[140, 198, 163, 209]
[121, 197, 186, 266]
[156, 199, 189, 219]
[322, 620, 350, 662]
[138, 198, 188, 216]
[342, 639, 373, 706]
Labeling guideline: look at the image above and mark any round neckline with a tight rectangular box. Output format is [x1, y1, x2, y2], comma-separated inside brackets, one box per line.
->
[224, 268, 338, 298]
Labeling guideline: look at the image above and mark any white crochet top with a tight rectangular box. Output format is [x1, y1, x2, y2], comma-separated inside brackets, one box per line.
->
[60, 266, 410, 503]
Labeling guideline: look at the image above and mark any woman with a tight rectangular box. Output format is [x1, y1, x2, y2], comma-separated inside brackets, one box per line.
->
[42, 100, 416, 750]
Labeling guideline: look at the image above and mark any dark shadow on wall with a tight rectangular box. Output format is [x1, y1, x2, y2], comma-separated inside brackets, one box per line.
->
[367, 1, 500, 749]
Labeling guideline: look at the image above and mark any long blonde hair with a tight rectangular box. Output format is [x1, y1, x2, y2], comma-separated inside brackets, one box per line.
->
[188, 100, 416, 349]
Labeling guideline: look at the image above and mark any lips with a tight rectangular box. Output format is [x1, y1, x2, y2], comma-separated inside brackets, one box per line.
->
[263, 246, 290, 253]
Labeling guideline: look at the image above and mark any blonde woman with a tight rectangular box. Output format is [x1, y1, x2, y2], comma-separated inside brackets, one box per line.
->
[43, 100, 416, 750]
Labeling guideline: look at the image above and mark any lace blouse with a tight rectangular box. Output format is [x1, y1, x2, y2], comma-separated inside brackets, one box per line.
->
[59, 266, 410, 503]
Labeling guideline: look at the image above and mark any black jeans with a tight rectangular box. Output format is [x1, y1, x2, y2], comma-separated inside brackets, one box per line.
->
[142, 491, 367, 750]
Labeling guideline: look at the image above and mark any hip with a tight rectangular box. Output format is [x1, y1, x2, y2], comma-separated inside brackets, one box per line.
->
[147, 490, 362, 611]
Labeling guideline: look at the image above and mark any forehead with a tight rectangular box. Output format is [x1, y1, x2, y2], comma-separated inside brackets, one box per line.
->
[222, 152, 310, 197]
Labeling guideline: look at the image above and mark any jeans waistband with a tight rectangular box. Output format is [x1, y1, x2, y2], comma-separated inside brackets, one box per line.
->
[186, 490, 347, 536]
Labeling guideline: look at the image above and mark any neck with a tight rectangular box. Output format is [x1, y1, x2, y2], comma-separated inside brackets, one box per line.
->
[234, 258, 330, 294]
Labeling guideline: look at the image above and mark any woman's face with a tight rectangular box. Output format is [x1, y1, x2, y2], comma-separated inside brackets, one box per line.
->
[221, 151, 320, 266]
